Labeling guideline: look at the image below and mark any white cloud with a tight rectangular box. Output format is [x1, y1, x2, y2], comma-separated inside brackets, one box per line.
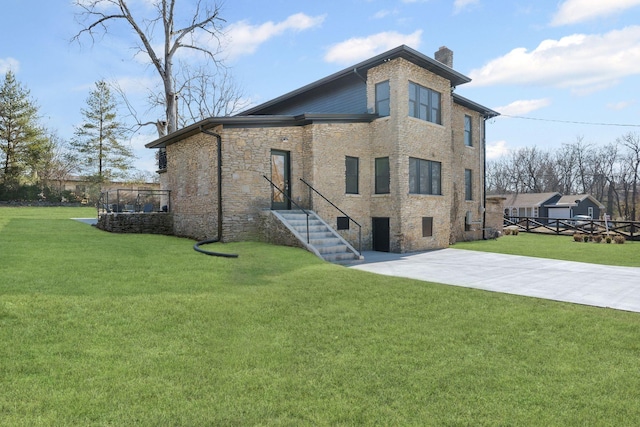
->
[494, 98, 551, 116]
[454, 0, 480, 14]
[467, 26, 640, 91]
[111, 76, 158, 94]
[551, 0, 640, 26]
[486, 140, 510, 160]
[606, 100, 635, 110]
[224, 13, 326, 60]
[372, 9, 396, 19]
[0, 57, 20, 74]
[324, 30, 423, 65]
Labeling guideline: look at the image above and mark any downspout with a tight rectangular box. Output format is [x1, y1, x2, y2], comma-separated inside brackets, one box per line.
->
[482, 115, 487, 240]
[193, 126, 238, 258]
[200, 127, 224, 239]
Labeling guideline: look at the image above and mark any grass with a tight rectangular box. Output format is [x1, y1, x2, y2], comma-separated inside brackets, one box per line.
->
[453, 231, 640, 267]
[2, 207, 640, 425]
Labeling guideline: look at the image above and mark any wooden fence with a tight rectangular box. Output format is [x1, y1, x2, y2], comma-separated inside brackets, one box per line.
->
[503, 217, 640, 241]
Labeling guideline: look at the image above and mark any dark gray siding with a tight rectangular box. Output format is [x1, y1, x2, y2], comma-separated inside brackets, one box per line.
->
[539, 194, 562, 217]
[250, 75, 367, 115]
[575, 199, 601, 218]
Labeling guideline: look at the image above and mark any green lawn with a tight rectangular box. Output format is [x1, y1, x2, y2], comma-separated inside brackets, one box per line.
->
[453, 231, 640, 267]
[2, 207, 640, 425]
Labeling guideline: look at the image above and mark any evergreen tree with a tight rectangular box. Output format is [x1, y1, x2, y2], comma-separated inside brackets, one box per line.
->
[0, 71, 47, 188]
[71, 81, 134, 182]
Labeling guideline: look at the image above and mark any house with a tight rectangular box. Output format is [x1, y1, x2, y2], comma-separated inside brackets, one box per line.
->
[502, 192, 563, 220]
[145, 45, 498, 257]
[548, 194, 605, 221]
[501, 192, 605, 222]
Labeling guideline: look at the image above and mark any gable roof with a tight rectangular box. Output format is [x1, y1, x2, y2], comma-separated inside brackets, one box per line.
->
[500, 192, 561, 208]
[498, 192, 606, 209]
[240, 45, 473, 116]
[553, 194, 605, 209]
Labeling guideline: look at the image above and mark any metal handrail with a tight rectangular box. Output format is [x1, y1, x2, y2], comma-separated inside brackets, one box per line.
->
[262, 175, 310, 243]
[300, 178, 362, 255]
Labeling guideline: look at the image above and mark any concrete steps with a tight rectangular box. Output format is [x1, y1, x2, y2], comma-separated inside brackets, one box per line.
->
[274, 210, 362, 263]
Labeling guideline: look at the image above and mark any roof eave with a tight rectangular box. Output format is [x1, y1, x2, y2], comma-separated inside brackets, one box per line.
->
[453, 93, 500, 118]
[239, 45, 472, 116]
[145, 114, 379, 149]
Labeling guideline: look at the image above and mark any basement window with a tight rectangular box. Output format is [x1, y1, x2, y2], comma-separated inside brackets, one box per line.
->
[422, 217, 433, 237]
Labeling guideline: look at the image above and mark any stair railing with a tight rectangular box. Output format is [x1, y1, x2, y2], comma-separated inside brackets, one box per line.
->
[300, 178, 362, 255]
[262, 175, 310, 243]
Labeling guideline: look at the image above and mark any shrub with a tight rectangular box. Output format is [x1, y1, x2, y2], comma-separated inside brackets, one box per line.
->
[614, 235, 626, 244]
[583, 235, 590, 243]
[504, 228, 512, 236]
[593, 234, 603, 243]
[574, 233, 584, 242]
[606, 236, 612, 244]
[512, 229, 519, 236]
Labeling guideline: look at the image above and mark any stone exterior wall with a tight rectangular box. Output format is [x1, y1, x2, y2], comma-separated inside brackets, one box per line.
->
[257, 210, 306, 250]
[166, 133, 218, 240]
[450, 103, 486, 243]
[306, 122, 373, 250]
[485, 196, 506, 235]
[362, 57, 487, 251]
[160, 56, 489, 253]
[165, 126, 307, 242]
[97, 213, 173, 235]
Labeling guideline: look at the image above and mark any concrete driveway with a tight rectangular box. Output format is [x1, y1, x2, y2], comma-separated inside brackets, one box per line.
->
[350, 249, 640, 313]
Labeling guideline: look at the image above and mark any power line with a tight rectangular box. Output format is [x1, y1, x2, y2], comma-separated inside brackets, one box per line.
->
[498, 114, 640, 128]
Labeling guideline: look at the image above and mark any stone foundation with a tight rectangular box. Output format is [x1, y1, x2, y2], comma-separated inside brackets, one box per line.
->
[257, 210, 305, 249]
[97, 213, 174, 235]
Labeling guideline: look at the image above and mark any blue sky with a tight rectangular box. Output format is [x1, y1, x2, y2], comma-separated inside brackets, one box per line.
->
[2, 0, 640, 173]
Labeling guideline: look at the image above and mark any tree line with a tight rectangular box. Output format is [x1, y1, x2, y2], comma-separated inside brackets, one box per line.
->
[486, 134, 640, 221]
[1, 0, 244, 202]
[0, 71, 142, 202]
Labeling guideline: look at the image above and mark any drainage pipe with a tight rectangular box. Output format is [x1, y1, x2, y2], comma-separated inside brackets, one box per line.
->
[194, 126, 238, 258]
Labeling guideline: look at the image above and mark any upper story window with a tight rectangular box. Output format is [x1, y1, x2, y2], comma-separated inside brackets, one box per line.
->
[158, 147, 167, 171]
[375, 81, 390, 117]
[465, 169, 473, 200]
[345, 156, 359, 194]
[408, 82, 441, 125]
[409, 157, 441, 195]
[464, 115, 472, 147]
[375, 157, 390, 194]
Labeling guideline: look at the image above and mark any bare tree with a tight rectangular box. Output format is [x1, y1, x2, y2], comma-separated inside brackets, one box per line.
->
[553, 143, 578, 194]
[619, 132, 640, 221]
[509, 146, 553, 193]
[73, 0, 225, 134]
[596, 142, 621, 217]
[175, 65, 250, 126]
[486, 158, 513, 194]
[37, 131, 78, 195]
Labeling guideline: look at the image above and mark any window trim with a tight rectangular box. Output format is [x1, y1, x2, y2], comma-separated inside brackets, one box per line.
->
[422, 217, 433, 237]
[408, 81, 441, 124]
[375, 157, 390, 194]
[375, 81, 390, 117]
[464, 115, 472, 147]
[345, 156, 359, 194]
[409, 157, 442, 195]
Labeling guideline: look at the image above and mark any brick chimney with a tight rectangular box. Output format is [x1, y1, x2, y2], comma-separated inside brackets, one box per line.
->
[435, 46, 453, 68]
